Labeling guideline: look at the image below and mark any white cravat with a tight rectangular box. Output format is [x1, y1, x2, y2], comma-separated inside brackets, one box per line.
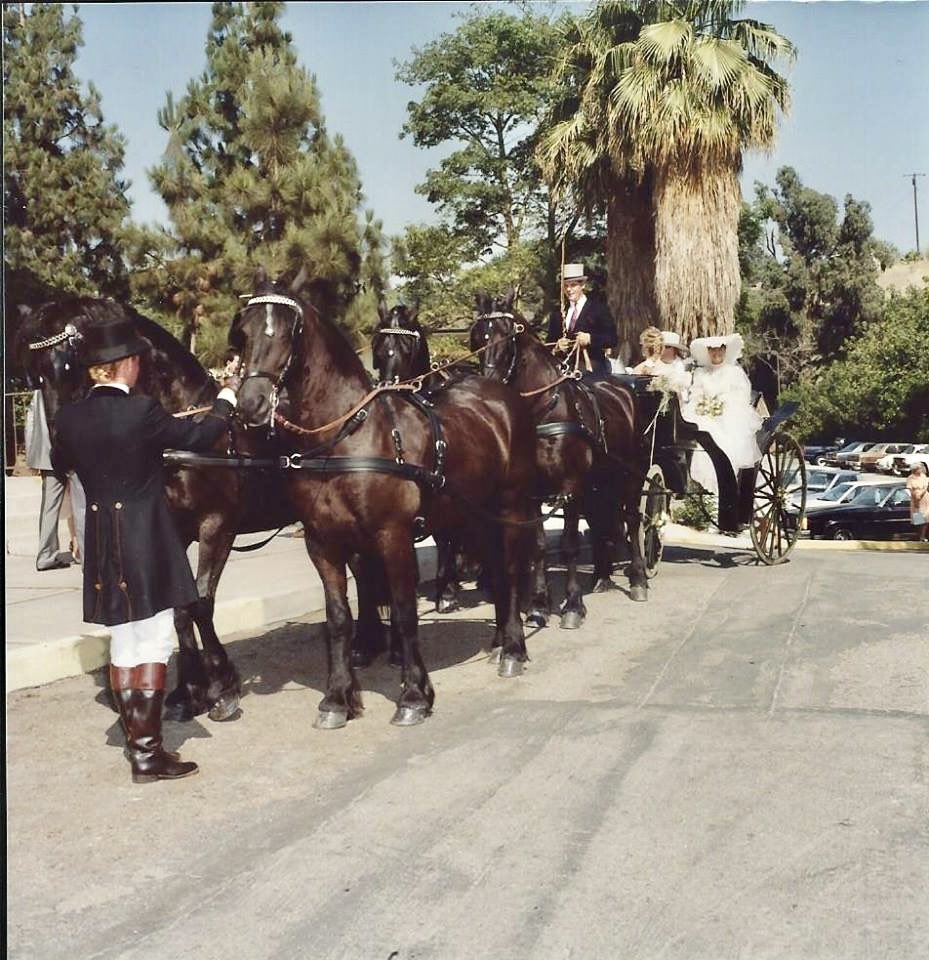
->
[567, 296, 586, 332]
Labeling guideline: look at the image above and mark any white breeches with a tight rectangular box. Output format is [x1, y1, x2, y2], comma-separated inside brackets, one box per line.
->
[109, 608, 176, 667]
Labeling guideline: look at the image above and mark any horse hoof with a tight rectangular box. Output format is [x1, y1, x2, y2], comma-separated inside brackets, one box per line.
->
[591, 578, 615, 594]
[560, 611, 585, 630]
[163, 701, 195, 723]
[388, 650, 403, 668]
[207, 693, 241, 723]
[314, 709, 348, 730]
[525, 610, 548, 628]
[630, 585, 648, 603]
[436, 597, 460, 614]
[390, 704, 430, 726]
[498, 656, 525, 679]
[487, 647, 502, 664]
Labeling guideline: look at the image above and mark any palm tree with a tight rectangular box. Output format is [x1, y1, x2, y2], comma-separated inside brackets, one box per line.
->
[539, 1, 795, 362]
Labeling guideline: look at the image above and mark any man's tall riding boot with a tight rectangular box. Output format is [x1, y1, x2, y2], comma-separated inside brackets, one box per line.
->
[109, 663, 198, 783]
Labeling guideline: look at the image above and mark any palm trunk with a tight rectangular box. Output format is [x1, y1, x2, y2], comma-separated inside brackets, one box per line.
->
[654, 160, 742, 342]
[606, 170, 658, 366]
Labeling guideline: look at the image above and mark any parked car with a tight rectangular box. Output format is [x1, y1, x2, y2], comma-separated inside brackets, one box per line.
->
[894, 445, 929, 475]
[876, 444, 922, 473]
[795, 476, 905, 514]
[803, 442, 840, 465]
[789, 467, 858, 508]
[819, 441, 872, 468]
[859, 442, 912, 472]
[805, 482, 914, 541]
[838, 442, 878, 470]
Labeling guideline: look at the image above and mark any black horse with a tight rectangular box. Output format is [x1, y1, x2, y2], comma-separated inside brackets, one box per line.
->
[371, 302, 487, 613]
[15, 297, 296, 721]
[231, 271, 538, 727]
[469, 290, 649, 628]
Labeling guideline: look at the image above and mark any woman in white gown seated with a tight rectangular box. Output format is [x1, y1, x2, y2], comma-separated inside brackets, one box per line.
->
[681, 333, 762, 495]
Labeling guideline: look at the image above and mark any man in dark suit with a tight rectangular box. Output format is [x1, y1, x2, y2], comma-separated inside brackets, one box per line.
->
[546, 262, 617, 377]
[52, 315, 239, 784]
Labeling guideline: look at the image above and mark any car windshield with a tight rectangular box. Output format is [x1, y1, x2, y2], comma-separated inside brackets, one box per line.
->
[807, 470, 832, 489]
[819, 482, 853, 501]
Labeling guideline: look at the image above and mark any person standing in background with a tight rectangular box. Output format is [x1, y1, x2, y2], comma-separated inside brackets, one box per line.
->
[25, 388, 85, 570]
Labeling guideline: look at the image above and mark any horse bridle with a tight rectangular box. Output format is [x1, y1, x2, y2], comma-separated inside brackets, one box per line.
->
[237, 293, 305, 433]
[27, 322, 83, 384]
[372, 324, 422, 385]
[474, 312, 523, 385]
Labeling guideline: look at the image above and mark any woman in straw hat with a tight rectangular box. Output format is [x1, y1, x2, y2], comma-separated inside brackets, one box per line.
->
[51, 311, 240, 784]
[681, 333, 762, 495]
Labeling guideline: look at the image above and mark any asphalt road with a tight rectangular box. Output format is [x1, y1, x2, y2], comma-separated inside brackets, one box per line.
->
[7, 545, 929, 960]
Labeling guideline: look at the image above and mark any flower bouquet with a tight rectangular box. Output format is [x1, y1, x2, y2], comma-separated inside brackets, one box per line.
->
[695, 394, 725, 418]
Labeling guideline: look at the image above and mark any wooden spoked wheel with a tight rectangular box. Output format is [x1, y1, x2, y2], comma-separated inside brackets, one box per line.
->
[750, 432, 807, 565]
[638, 464, 669, 578]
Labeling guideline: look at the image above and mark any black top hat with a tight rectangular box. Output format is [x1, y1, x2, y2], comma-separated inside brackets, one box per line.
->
[80, 317, 151, 366]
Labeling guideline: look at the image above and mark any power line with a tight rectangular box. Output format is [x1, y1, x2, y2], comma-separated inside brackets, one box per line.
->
[904, 173, 926, 253]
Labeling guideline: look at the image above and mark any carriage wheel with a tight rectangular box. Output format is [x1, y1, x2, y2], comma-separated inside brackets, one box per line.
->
[750, 432, 807, 565]
[638, 464, 669, 578]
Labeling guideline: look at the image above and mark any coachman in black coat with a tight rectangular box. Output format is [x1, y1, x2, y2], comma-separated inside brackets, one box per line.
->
[547, 263, 617, 376]
[51, 315, 236, 783]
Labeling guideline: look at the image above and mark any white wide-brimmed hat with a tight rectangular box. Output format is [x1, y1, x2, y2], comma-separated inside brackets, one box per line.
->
[661, 330, 688, 355]
[689, 332, 744, 368]
[561, 263, 587, 282]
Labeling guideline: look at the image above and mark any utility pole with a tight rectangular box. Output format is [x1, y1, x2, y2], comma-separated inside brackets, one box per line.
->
[904, 173, 926, 254]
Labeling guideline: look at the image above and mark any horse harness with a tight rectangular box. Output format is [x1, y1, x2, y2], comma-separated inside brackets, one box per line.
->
[475, 313, 609, 456]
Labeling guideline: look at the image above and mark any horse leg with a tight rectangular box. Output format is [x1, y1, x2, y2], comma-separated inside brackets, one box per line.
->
[378, 530, 434, 726]
[587, 486, 618, 594]
[190, 526, 242, 721]
[559, 498, 587, 629]
[164, 603, 210, 722]
[434, 534, 462, 614]
[312, 551, 363, 730]
[623, 477, 649, 602]
[349, 553, 388, 668]
[494, 499, 532, 678]
[524, 505, 551, 628]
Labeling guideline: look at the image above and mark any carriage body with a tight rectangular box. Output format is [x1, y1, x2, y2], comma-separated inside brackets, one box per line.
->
[614, 375, 807, 569]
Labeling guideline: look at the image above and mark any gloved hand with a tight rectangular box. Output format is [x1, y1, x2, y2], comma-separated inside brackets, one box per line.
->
[556, 337, 573, 353]
[575, 331, 591, 348]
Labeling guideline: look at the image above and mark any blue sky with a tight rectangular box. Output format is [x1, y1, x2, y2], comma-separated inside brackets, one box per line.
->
[76, 1, 929, 253]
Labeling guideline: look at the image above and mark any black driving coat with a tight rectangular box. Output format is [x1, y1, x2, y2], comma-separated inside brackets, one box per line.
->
[547, 296, 617, 375]
[51, 387, 234, 626]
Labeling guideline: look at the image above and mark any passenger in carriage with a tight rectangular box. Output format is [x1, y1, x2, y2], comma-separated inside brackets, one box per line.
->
[681, 333, 762, 495]
[549, 262, 617, 377]
[630, 326, 663, 374]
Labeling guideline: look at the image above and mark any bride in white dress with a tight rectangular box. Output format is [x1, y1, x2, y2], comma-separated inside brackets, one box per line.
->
[681, 333, 762, 495]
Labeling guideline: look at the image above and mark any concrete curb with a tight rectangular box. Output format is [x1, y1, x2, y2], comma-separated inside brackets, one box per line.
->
[5, 544, 439, 695]
[663, 523, 929, 553]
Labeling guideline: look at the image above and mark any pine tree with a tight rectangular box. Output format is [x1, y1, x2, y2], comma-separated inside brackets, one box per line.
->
[144, 1, 379, 360]
[3, 2, 131, 302]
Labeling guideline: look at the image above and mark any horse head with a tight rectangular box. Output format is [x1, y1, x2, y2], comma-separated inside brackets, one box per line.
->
[371, 302, 428, 385]
[469, 288, 523, 384]
[230, 265, 311, 429]
[16, 300, 93, 440]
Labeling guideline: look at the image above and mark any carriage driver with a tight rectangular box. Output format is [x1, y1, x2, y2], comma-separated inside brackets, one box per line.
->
[51, 315, 240, 784]
[548, 262, 617, 377]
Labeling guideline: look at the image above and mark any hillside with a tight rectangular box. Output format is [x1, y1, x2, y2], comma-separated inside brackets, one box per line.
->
[876, 256, 929, 293]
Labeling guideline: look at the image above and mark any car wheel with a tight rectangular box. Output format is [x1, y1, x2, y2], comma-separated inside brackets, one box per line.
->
[832, 528, 855, 541]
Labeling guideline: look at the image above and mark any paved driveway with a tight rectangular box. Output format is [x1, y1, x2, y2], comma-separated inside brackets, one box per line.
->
[7, 546, 928, 960]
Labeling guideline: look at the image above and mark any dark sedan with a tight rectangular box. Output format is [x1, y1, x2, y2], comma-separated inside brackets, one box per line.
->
[805, 484, 915, 541]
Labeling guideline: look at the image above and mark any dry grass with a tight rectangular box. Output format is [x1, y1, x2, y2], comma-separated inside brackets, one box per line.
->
[876, 257, 929, 294]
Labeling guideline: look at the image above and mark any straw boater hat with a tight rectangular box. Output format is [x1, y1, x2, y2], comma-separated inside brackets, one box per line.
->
[80, 317, 151, 366]
[561, 263, 587, 282]
[689, 332, 743, 368]
[660, 331, 688, 356]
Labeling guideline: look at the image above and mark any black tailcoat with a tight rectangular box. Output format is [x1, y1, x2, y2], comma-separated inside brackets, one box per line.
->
[51, 387, 234, 626]
[547, 296, 617, 375]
